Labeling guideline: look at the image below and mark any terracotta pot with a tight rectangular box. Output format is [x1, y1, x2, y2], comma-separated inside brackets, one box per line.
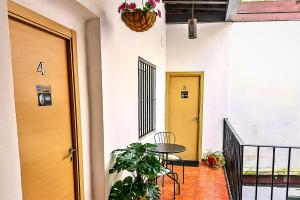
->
[207, 156, 218, 167]
[136, 196, 146, 200]
[121, 10, 157, 32]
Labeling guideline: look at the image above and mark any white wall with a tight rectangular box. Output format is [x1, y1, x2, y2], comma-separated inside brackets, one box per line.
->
[228, 21, 300, 171]
[229, 21, 300, 147]
[167, 21, 300, 151]
[0, 1, 22, 199]
[166, 23, 232, 152]
[95, 1, 166, 198]
[166, 21, 300, 169]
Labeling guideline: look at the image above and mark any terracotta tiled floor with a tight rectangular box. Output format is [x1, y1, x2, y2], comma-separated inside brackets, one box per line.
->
[158, 164, 229, 200]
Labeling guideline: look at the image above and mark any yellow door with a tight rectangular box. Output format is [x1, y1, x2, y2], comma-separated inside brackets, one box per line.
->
[168, 76, 200, 161]
[9, 17, 76, 199]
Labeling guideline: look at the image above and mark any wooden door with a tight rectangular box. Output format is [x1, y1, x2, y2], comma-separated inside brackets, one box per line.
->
[168, 76, 200, 161]
[9, 17, 76, 199]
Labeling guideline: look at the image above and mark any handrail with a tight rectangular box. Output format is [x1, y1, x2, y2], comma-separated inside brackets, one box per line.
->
[224, 118, 245, 145]
[243, 144, 300, 149]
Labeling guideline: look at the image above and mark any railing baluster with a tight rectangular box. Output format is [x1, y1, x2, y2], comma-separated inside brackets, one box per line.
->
[286, 148, 292, 200]
[240, 145, 244, 200]
[255, 146, 260, 200]
[142, 62, 145, 137]
[270, 147, 276, 200]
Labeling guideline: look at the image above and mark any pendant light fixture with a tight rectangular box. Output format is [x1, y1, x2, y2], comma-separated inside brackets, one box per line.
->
[188, 0, 197, 39]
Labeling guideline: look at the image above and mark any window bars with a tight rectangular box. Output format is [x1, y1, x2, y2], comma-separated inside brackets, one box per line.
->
[138, 57, 156, 138]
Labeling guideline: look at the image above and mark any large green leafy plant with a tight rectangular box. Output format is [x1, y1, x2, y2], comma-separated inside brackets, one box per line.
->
[109, 143, 165, 200]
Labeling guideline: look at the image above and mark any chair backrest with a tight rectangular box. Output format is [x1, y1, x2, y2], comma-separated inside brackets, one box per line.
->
[154, 132, 176, 144]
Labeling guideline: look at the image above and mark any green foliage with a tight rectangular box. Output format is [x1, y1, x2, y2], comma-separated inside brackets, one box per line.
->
[144, 2, 152, 11]
[145, 184, 160, 200]
[109, 177, 138, 200]
[109, 143, 165, 200]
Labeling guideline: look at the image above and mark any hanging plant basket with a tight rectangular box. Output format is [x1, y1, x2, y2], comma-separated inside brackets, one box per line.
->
[118, 0, 161, 32]
[121, 10, 157, 32]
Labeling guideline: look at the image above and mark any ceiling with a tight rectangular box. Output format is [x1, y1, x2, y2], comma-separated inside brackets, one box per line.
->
[163, 0, 233, 23]
[163, 0, 300, 24]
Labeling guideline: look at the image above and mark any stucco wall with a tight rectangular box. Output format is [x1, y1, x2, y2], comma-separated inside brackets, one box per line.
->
[166, 21, 300, 148]
[96, 1, 166, 197]
[229, 21, 300, 171]
[0, 1, 22, 199]
[166, 23, 232, 152]
[229, 21, 300, 147]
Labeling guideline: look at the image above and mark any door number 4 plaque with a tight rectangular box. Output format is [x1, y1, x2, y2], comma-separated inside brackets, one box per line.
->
[37, 62, 46, 75]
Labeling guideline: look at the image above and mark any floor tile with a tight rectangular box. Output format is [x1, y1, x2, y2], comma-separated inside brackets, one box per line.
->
[159, 163, 229, 200]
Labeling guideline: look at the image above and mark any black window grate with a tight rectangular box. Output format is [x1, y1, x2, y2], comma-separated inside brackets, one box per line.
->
[138, 57, 156, 138]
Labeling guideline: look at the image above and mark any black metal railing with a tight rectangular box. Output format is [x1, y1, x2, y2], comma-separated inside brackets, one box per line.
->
[223, 118, 300, 200]
[223, 118, 244, 200]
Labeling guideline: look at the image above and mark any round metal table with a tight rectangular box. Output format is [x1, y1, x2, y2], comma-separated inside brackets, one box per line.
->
[153, 143, 186, 154]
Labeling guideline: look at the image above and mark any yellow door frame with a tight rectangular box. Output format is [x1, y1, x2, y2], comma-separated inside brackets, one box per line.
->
[165, 72, 204, 161]
[7, 1, 84, 199]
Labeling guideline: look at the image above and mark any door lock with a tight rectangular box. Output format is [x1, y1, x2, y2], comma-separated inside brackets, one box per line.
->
[68, 147, 78, 161]
[193, 117, 199, 123]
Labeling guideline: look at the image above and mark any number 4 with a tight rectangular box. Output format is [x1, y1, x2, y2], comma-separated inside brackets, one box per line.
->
[37, 62, 45, 75]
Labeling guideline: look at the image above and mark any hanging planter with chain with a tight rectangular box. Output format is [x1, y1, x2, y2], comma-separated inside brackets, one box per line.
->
[118, 0, 161, 32]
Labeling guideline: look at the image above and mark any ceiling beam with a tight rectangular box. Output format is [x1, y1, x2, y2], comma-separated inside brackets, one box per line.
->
[166, 11, 225, 23]
[165, 4, 226, 11]
[225, 0, 240, 21]
[163, 0, 227, 5]
[165, 3, 226, 9]
[166, 7, 226, 11]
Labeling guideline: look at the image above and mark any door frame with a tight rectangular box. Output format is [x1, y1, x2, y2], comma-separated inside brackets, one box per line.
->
[8, 1, 84, 199]
[165, 72, 204, 162]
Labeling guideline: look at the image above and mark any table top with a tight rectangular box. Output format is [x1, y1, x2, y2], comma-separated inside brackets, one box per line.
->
[153, 143, 186, 154]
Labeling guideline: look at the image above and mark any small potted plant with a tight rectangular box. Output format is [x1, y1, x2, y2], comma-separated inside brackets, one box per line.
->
[118, 0, 161, 32]
[203, 150, 225, 168]
[109, 143, 165, 200]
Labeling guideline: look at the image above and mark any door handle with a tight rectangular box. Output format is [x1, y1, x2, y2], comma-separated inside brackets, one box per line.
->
[193, 117, 199, 123]
[69, 147, 78, 161]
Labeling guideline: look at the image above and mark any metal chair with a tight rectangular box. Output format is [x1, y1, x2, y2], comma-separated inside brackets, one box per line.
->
[154, 132, 185, 184]
[155, 152, 180, 199]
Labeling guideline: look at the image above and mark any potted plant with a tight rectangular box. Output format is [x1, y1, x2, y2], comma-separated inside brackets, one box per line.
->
[203, 150, 225, 168]
[118, 0, 161, 32]
[109, 143, 165, 200]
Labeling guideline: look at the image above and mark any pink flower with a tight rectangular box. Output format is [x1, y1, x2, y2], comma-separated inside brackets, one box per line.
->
[148, 0, 156, 8]
[118, 2, 128, 13]
[157, 9, 161, 17]
[128, 2, 136, 10]
[155, 0, 160, 3]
